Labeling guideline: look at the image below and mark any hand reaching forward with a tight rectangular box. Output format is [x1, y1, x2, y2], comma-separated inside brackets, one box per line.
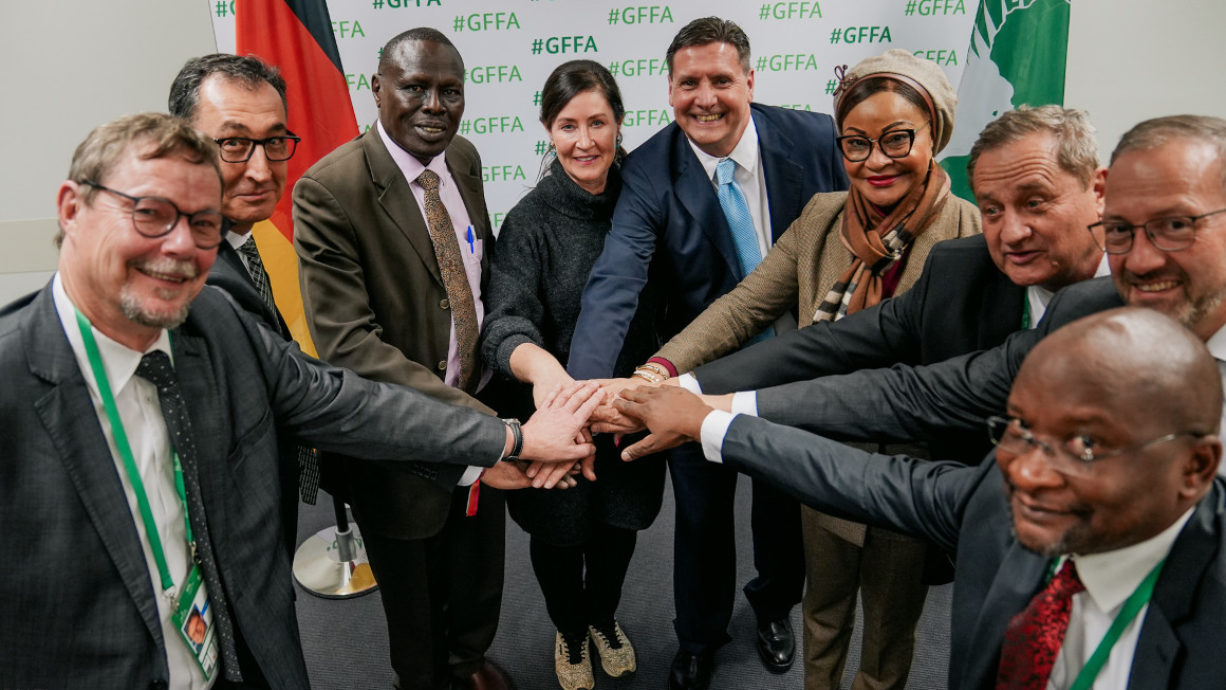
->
[612, 386, 713, 461]
[586, 377, 648, 435]
[519, 380, 602, 463]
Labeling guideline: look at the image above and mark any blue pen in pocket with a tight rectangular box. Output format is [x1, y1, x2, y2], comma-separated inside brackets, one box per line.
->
[466, 226, 475, 253]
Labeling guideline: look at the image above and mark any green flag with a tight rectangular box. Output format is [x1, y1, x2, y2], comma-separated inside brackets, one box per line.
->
[941, 0, 1071, 202]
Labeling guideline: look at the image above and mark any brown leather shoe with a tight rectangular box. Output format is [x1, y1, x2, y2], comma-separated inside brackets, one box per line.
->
[456, 660, 516, 690]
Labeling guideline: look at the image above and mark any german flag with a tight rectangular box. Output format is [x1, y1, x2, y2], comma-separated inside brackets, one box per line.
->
[236, 0, 358, 356]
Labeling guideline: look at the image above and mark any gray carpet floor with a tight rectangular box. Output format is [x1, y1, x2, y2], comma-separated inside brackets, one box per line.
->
[294, 474, 952, 690]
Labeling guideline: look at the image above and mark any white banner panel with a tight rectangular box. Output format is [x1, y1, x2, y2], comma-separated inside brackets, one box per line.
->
[211, 0, 976, 230]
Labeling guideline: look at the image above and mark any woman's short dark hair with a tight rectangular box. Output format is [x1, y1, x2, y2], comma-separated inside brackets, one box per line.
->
[834, 76, 928, 129]
[539, 60, 625, 128]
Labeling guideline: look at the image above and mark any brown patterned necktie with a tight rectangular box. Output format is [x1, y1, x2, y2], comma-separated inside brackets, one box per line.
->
[996, 559, 1085, 690]
[417, 169, 479, 393]
[135, 351, 244, 683]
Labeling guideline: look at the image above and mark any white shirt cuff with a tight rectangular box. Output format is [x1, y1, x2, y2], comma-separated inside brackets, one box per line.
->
[700, 410, 737, 464]
[731, 390, 759, 416]
[678, 373, 702, 394]
[458, 465, 484, 486]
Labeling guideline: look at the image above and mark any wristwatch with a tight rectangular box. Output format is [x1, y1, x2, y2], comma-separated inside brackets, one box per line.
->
[502, 418, 523, 461]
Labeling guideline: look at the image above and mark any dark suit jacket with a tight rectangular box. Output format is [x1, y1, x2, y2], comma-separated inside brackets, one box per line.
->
[0, 283, 507, 689]
[567, 103, 846, 379]
[294, 129, 496, 539]
[209, 239, 290, 339]
[721, 414, 1226, 689]
[208, 238, 301, 552]
[750, 276, 1124, 446]
[694, 234, 1026, 462]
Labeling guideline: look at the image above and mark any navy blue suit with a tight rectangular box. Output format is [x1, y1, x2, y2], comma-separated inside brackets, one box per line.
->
[568, 103, 846, 652]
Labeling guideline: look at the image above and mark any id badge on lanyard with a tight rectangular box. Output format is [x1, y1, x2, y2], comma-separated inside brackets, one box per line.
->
[171, 562, 218, 680]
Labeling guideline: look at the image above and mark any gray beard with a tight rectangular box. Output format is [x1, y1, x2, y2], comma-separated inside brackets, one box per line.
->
[120, 287, 190, 330]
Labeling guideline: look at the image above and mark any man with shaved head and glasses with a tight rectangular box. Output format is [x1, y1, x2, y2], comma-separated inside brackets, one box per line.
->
[618, 304, 1226, 689]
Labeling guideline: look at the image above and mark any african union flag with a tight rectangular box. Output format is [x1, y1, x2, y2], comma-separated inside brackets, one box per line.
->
[940, 0, 1071, 203]
[235, 0, 359, 356]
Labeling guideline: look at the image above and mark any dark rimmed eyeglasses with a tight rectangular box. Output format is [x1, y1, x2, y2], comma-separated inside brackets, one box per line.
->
[836, 121, 930, 162]
[82, 181, 226, 250]
[213, 133, 301, 163]
[986, 415, 1202, 476]
[1087, 208, 1226, 254]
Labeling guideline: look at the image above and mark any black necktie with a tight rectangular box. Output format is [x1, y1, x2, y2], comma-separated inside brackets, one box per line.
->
[136, 351, 243, 683]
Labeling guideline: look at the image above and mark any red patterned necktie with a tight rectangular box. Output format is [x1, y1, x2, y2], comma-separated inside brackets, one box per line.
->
[996, 559, 1085, 690]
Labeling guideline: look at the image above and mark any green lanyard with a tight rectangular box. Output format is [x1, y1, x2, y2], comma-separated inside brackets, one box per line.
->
[1048, 557, 1166, 690]
[74, 307, 194, 596]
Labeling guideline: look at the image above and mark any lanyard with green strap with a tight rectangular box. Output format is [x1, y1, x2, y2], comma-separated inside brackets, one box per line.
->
[1042, 557, 1166, 690]
[74, 307, 194, 598]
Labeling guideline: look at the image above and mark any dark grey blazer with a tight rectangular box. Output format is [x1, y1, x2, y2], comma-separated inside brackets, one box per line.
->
[0, 283, 506, 689]
[721, 414, 1226, 690]
[750, 276, 1125, 447]
[693, 234, 1027, 462]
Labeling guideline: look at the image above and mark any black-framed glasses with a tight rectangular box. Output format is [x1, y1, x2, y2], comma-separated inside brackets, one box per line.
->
[1087, 208, 1226, 255]
[986, 415, 1201, 476]
[213, 133, 301, 163]
[836, 121, 930, 162]
[82, 181, 226, 250]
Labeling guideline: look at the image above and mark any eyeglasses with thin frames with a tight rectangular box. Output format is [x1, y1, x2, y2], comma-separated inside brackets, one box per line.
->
[213, 133, 301, 163]
[1087, 207, 1226, 254]
[82, 181, 226, 250]
[836, 121, 930, 163]
[986, 415, 1201, 476]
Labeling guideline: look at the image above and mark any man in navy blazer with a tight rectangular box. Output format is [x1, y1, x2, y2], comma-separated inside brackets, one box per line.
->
[566, 16, 845, 689]
[618, 306, 1226, 690]
[0, 113, 596, 689]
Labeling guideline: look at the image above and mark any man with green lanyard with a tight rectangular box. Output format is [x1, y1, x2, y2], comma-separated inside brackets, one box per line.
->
[615, 305, 1226, 689]
[0, 113, 600, 689]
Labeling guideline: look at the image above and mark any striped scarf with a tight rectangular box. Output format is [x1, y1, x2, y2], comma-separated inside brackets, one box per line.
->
[813, 161, 950, 322]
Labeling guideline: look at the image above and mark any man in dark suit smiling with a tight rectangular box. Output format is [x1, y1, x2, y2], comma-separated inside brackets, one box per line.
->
[566, 16, 846, 690]
[0, 112, 597, 689]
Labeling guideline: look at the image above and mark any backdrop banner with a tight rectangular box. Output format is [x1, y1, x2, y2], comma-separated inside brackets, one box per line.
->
[210, 0, 984, 229]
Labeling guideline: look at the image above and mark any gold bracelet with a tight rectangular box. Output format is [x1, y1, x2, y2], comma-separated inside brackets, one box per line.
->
[632, 369, 663, 384]
[637, 361, 670, 379]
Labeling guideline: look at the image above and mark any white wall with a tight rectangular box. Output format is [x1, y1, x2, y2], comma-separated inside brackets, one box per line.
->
[1, 0, 1223, 304]
[0, 0, 217, 299]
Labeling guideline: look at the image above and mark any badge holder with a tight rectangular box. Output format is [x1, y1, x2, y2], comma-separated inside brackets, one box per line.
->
[293, 495, 378, 598]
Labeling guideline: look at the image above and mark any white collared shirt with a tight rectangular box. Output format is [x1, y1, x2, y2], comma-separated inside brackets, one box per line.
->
[52, 274, 212, 690]
[687, 116, 774, 262]
[224, 227, 255, 273]
[1027, 253, 1112, 325]
[376, 121, 487, 485]
[1049, 508, 1193, 689]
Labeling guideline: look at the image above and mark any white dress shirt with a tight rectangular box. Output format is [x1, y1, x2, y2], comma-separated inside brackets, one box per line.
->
[687, 117, 773, 260]
[1048, 508, 1192, 689]
[52, 274, 213, 690]
[377, 120, 486, 485]
[1027, 253, 1111, 325]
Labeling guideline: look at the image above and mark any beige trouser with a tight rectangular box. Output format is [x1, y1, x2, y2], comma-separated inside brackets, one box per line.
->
[801, 508, 930, 690]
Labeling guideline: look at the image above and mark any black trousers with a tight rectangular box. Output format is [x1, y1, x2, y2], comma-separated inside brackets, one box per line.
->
[355, 486, 506, 690]
[669, 442, 805, 654]
[529, 522, 637, 639]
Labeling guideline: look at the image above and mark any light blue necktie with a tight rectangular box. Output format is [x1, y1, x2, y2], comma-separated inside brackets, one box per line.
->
[715, 158, 772, 342]
[715, 158, 763, 277]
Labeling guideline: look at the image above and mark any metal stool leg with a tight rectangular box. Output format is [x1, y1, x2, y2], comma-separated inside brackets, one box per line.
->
[292, 495, 379, 598]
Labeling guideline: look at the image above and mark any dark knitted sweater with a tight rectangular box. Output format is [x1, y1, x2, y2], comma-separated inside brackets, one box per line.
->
[481, 158, 654, 381]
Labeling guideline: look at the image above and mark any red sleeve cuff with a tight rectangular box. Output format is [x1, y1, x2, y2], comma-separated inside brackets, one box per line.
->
[647, 357, 678, 378]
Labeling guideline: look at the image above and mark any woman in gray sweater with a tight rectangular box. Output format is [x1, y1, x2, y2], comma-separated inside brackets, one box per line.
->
[480, 60, 663, 690]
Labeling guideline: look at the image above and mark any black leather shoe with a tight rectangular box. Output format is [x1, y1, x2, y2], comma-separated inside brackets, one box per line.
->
[668, 650, 713, 690]
[756, 617, 795, 673]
